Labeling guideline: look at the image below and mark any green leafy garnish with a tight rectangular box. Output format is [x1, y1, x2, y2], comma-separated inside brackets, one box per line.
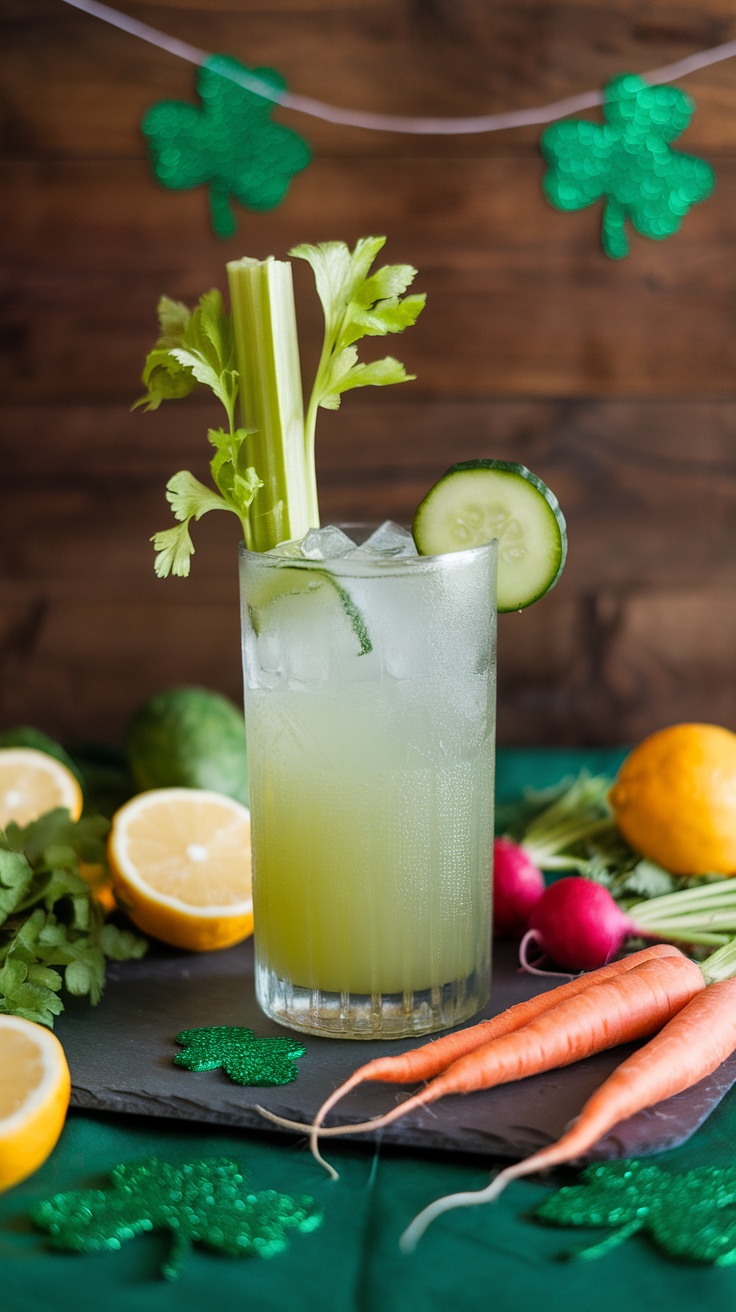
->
[0, 809, 147, 1027]
[291, 237, 425, 491]
[136, 291, 263, 574]
[140, 237, 425, 561]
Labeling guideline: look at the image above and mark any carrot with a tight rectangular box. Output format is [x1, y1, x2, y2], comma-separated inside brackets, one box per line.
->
[258, 943, 682, 1175]
[400, 973, 736, 1252]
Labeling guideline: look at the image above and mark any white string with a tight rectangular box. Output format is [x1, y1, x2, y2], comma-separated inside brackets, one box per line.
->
[59, 0, 736, 136]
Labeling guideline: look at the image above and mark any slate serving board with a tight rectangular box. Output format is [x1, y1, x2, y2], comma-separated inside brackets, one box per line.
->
[55, 938, 736, 1164]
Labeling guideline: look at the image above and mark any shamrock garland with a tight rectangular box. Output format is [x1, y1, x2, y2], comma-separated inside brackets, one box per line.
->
[536, 1160, 736, 1264]
[141, 49, 716, 255]
[174, 1026, 306, 1085]
[541, 73, 714, 258]
[142, 55, 311, 238]
[33, 1157, 321, 1280]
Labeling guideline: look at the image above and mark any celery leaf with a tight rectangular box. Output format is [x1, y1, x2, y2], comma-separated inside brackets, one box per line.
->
[292, 237, 425, 424]
[135, 289, 238, 426]
[318, 354, 414, 411]
[165, 470, 231, 523]
[156, 295, 191, 343]
[140, 290, 265, 575]
[152, 462, 263, 578]
[151, 523, 196, 579]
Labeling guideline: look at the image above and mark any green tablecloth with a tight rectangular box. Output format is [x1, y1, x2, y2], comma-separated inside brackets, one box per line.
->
[3, 748, 734, 1311]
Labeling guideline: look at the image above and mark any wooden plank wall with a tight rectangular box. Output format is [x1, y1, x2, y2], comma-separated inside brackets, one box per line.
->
[2, 0, 736, 747]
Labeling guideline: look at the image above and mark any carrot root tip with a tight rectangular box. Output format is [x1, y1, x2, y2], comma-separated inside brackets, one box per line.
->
[255, 1105, 314, 1134]
[399, 1170, 510, 1252]
[309, 1131, 340, 1180]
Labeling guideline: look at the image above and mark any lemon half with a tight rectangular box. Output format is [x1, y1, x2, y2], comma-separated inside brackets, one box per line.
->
[108, 788, 253, 950]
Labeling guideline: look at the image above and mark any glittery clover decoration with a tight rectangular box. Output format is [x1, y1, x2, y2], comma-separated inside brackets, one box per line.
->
[535, 1160, 736, 1264]
[541, 73, 714, 258]
[141, 55, 311, 238]
[174, 1026, 306, 1085]
[33, 1157, 322, 1280]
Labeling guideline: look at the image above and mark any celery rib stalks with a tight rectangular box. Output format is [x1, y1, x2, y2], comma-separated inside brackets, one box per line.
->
[227, 256, 318, 551]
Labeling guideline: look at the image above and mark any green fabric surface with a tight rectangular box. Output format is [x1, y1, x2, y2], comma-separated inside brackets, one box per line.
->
[3, 745, 735, 1311]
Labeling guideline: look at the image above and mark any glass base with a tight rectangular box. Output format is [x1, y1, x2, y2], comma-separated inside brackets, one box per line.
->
[255, 960, 490, 1040]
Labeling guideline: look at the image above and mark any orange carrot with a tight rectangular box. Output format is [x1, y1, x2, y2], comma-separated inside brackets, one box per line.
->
[401, 973, 736, 1251]
[258, 943, 682, 1174]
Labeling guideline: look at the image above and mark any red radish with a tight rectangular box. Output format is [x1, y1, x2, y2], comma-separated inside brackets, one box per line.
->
[492, 837, 545, 936]
[524, 875, 634, 971]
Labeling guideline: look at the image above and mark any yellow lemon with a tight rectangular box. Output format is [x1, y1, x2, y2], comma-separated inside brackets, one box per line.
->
[0, 1016, 71, 1193]
[0, 748, 82, 830]
[609, 723, 736, 875]
[108, 788, 253, 951]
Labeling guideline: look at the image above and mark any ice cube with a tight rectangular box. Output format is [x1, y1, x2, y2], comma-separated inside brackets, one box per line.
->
[298, 526, 357, 560]
[353, 521, 418, 558]
[267, 539, 304, 557]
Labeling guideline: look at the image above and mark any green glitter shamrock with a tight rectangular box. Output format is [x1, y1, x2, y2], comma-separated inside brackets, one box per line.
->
[174, 1026, 306, 1085]
[142, 55, 311, 238]
[33, 1157, 321, 1280]
[541, 73, 714, 258]
[535, 1159, 736, 1264]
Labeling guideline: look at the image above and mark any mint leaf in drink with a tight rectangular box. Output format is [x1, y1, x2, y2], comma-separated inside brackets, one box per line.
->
[291, 237, 425, 423]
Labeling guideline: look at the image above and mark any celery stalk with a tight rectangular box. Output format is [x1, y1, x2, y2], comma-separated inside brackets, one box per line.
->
[227, 256, 318, 552]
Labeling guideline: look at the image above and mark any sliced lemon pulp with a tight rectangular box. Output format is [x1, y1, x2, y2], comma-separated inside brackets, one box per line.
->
[108, 788, 253, 951]
[0, 1016, 71, 1193]
[0, 748, 83, 829]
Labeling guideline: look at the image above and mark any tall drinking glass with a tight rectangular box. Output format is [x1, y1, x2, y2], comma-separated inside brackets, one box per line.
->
[239, 528, 497, 1039]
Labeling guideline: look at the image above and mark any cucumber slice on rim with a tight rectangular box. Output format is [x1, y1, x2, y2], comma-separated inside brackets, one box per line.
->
[412, 459, 567, 612]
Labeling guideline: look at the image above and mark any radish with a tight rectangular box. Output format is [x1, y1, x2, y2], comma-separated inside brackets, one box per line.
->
[492, 837, 546, 937]
[523, 876, 633, 971]
[522, 873, 736, 973]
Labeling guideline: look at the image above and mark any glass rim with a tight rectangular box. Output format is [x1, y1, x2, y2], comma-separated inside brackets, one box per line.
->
[238, 524, 498, 576]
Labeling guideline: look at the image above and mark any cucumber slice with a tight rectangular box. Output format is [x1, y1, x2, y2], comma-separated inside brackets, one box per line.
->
[247, 562, 372, 656]
[412, 460, 567, 612]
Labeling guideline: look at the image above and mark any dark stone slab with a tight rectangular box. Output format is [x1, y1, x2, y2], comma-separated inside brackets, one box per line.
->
[55, 939, 736, 1164]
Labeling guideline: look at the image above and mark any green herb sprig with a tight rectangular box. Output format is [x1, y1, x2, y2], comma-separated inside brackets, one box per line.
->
[0, 809, 147, 1027]
[139, 236, 425, 564]
[290, 236, 425, 495]
[136, 290, 263, 575]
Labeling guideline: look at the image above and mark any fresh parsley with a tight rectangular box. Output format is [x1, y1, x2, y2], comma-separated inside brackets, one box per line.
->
[0, 809, 147, 1027]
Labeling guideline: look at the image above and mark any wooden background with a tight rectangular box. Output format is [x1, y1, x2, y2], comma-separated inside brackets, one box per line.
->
[2, 0, 736, 748]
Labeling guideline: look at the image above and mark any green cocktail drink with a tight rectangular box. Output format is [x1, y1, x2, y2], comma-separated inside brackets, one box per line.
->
[137, 236, 566, 1041]
[240, 527, 497, 1038]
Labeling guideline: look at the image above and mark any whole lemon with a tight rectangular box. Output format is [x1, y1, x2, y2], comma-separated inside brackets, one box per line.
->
[609, 723, 736, 875]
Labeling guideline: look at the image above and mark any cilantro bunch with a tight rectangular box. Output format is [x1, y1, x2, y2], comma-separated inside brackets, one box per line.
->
[0, 809, 147, 1028]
